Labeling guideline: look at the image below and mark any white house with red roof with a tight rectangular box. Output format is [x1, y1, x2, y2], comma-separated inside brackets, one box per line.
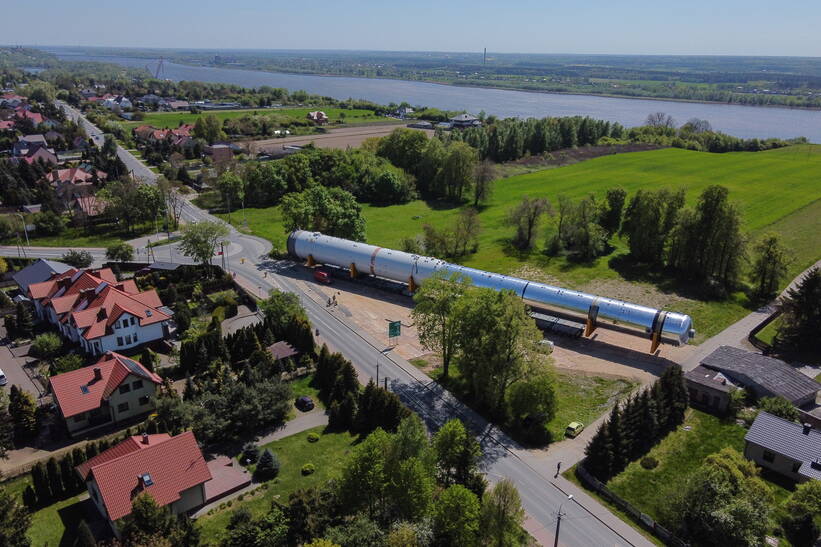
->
[27, 268, 172, 355]
[50, 352, 162, 436]
[74, 431, 211, 534]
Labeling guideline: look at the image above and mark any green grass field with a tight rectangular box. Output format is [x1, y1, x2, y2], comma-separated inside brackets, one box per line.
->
[548, 373, 638, 441]
[217, 145, 821, 341]
[122, 107, 385, 129]
[602, 409, 793, 537]
[196, 426, 356, 545]
[0, 474, 86, 545]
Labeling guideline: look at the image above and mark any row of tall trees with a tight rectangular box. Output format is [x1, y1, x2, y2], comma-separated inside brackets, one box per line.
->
[584, 365, 688, 482]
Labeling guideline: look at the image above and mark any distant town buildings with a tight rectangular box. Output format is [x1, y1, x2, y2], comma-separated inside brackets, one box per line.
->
[307, 111, 329, 124]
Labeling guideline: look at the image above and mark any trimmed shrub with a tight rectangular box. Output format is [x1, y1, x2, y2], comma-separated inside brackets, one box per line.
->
[301, 463, 316, 476]
[640, 456, 659, 470]
[307, 432, 320, 443]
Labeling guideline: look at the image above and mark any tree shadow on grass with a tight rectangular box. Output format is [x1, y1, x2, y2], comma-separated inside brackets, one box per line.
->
[609, 253, 755, 308]
[56, 498, 105, 547]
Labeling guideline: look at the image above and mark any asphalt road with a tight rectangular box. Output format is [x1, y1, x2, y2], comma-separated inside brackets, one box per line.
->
[26, 104, 648, 546]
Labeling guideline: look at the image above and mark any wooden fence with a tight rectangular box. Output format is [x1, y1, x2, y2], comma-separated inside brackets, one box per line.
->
[576, 462, 690, 547]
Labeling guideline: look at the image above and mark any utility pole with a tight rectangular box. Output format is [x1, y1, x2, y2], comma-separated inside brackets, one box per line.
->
[554, 494, 573, 547]
[16, 213, 29, 247]
[375, 361, 379, 385]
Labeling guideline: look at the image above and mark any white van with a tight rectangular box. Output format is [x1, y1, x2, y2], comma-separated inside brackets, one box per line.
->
[0, 368, 7, 386]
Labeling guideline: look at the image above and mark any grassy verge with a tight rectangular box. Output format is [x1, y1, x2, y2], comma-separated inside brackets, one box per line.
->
[195, 426, 356, 545]
[214, 146, 821, 341]
[0, 219, 157, 248]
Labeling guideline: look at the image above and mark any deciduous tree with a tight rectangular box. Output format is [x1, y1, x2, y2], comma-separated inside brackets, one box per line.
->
[178, 220, 230, 268]
[506, 196, 551, 250]
[280, 186, 366, 241]
[481, 478, 526, 547]
[411, 272, 470, 378]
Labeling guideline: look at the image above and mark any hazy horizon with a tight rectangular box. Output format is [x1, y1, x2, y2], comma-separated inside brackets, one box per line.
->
[5, 0, 821, 57]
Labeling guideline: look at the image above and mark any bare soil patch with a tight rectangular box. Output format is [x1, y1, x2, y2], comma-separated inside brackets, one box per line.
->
[245, 124, 432, 154]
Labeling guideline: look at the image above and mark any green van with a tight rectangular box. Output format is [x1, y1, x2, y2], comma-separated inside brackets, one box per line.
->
[565, 422, 585, 438]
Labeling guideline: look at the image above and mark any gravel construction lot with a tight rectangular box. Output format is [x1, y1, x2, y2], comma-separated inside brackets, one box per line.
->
[246, 124, 432, 154]
[280, 264, 692, 384]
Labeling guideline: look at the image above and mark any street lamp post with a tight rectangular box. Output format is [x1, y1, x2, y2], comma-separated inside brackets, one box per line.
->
[554, 494, 573, 547]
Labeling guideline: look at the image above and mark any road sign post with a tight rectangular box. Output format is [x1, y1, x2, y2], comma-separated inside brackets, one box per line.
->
[388, 320, 401, 345]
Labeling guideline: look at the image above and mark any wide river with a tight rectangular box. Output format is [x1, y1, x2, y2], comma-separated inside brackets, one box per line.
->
[49, 49, 821, 142]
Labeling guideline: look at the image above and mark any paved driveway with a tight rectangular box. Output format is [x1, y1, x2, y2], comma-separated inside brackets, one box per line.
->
[0, 341, 42, 398]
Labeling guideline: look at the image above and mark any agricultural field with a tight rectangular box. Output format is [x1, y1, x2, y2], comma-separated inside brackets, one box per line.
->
[217, 145, 821, 340]
[121, 107, 386, 129]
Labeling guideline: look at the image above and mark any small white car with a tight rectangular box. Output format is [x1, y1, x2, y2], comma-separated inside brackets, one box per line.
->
[0, 368, 7, 386]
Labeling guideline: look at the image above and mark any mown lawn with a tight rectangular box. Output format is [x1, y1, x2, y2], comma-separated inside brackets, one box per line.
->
[1, 474, 87, 546]
[217, 146, 821, 341]
[290, 374, 324, 410]
[121, 107, 385, 129]
[0, 218, 156, 248]
[547, 373, 638, 441]
[606, 410, 749, 521]
[196, 426, 356, 545]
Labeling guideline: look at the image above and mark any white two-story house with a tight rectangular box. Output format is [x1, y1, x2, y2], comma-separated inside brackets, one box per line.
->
[27, 268, 171, 355]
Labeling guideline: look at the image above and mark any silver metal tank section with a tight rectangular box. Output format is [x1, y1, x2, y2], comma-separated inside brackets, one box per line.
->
[287, 230, 695, 345]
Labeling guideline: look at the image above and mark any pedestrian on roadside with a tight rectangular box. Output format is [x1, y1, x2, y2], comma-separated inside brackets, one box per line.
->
[556, 461, 562, 477]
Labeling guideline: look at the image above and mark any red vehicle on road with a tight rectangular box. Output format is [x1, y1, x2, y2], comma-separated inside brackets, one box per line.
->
[313, 269, 331, 284]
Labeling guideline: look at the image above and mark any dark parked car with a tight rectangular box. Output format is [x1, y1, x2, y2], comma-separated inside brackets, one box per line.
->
[295, 396, 315, 411]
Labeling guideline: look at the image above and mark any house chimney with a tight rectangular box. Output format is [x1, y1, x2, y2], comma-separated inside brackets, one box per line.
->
[803, 423, 812, 435]
[142, 433, 149, 445]
[93, 367, 102, 381]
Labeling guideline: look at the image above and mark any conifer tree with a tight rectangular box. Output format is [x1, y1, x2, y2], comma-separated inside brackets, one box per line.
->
[31, 461, 51, 504]
[606, 404, 627, 476]
[584, 423, 613, 481]
[9, 386, 38, 441]
[46, 457, 63, 500]
[59, 452, 77, 494]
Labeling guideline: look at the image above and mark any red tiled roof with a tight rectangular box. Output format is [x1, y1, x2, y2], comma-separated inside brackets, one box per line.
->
[74, 194, 106, 217]
[0, 120, 14, 130]
[28, 268, 169, 340]
[76, 434, 171, 480]
[79, 431, 211, 521]
[2, 93, 25, 101]
[46, 166, 107, 185]
[15, 110, 44, 124]
[50, 351, 162, 419]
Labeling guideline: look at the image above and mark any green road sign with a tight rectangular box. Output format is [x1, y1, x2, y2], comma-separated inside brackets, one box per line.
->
[388, 321, 401, 338]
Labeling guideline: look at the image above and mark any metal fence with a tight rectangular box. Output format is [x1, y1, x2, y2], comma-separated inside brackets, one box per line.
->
[576, 462, 690, 547]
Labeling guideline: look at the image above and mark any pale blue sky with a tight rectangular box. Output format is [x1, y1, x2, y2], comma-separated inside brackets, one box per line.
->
[5, 0, 821, 56]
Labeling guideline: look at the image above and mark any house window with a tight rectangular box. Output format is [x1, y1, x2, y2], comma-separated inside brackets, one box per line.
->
[131, 317, 137, 326]
[125, 335, 132, 345]
[73, 414, 85, 423]
[119, 384, 131, 394]
[139, 395, 150, 406]
[94, 341, 100, 352]
[763, 450, 775, 463]
[117, 337, 124, 347]
[91, 488, 98, 502]
[792, 461, 802, 473]
[117, 402, 129, 413]
[133, 332, 138, 342]
[132, 380, 144, 390]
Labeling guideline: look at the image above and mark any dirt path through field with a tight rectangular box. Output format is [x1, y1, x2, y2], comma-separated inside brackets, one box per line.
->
[246, 124, 432, 154]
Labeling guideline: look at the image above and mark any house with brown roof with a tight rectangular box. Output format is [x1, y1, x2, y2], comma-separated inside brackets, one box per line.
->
[75, 431, 212, 535]
[28, 268, 172, 355]
[50, 352, 162, 436]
